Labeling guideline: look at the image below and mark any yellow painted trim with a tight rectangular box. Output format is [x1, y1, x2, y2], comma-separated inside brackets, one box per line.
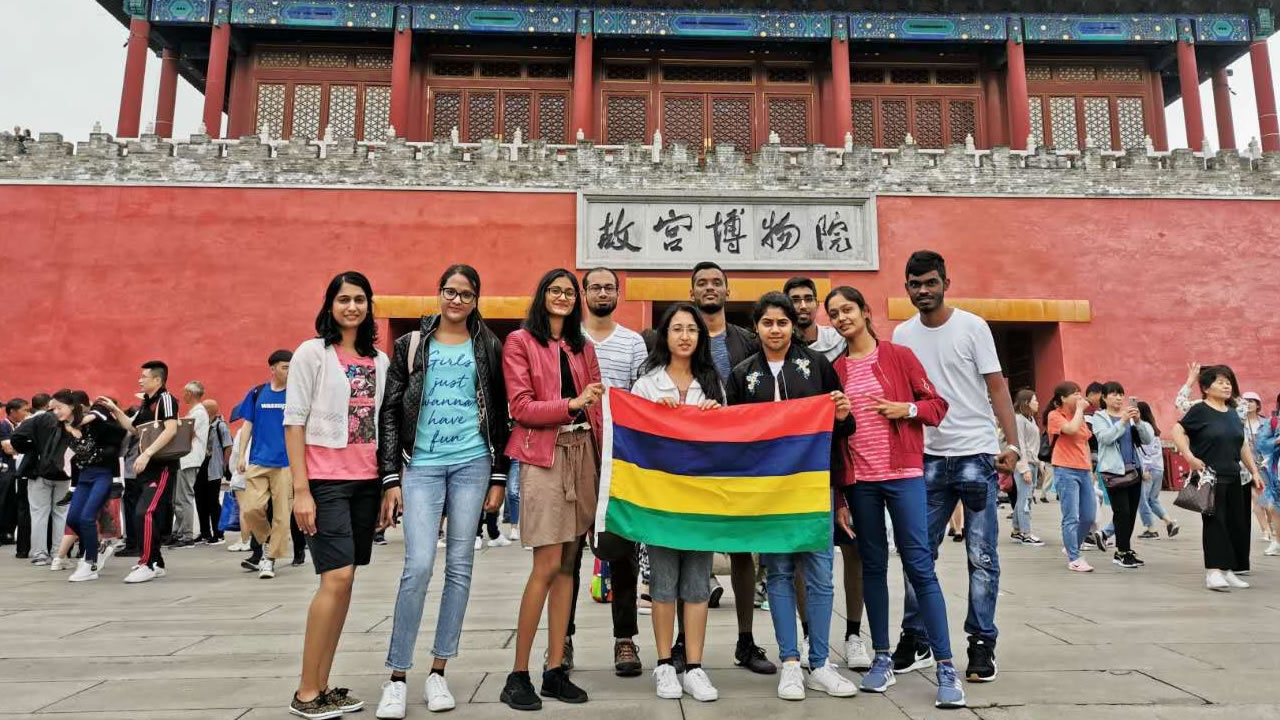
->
[610, 460, 830, 517]
[887, 298, 1091, 323]
[624, 277, 831, 302]
[377, 295, 532, 320]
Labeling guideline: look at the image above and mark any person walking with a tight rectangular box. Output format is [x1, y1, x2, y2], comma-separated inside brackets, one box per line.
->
[0, 398, 32, 553]
[198, 399, 233, 545]
[284, 271, 389, 719]
[1254, 395, 1280, 557]
[824, 286, 966, 709]
[1011, 390, 1045, 546]
[1135, 401, 1179, 540]
[1047, 382, 1097, 572]
[1172, 365, 1263, 592]
[237, 350, 294, 579]
[10, 392, 73, 566]
[1242, 392, 1277, 544]
[374, 265, 510, 718]
[58, 391, 127, 582]
[171, 381, 210, 549]
[1089, 383, 1155, 569]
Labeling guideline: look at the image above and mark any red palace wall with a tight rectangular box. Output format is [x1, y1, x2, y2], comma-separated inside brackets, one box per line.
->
[1, 185, 1277, 428]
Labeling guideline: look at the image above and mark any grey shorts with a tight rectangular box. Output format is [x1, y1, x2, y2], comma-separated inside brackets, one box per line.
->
[646, 545, 713, 604]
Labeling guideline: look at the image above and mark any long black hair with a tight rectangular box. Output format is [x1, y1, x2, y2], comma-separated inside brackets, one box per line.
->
[439, 263, 482, 326]
[1137, 400, 1161, 437]
[823, 285, 877, 339]
[51, 389, 85, 427]
[316, 271, 379, 358]
[640, 302, 725, 405]
[523, 268, 585, 353]
[1049, 380, 1082, 412]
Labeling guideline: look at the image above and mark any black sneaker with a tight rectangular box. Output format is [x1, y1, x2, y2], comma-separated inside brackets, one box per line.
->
[116, 547, 140, 558]
[1113, 551, 1139, 569]
[614, 638, 642, 677]
[292, 553, 307, 567]
[671, 636, 687, 674]
[500, 672, 542, 711]
[374, 531, 388, 546]
[708, 579, 724, 609]
[1166, 520, 1180, 538]
[1127, 551, 1145, 567]
[892, 632, 935, 673]
[734, 639, 777, 674]
[241, 555, 262, 572]
[952, 530, 965, 543]
[965, 637, 998, 683]
[288, 692, 343, 719]
[1138, 530, 1160, 539]
[540, 666, 588, 704]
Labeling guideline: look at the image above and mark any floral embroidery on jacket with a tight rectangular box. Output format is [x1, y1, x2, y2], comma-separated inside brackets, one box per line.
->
[792, 357, 811, 379]
[746, 370, 762, 395]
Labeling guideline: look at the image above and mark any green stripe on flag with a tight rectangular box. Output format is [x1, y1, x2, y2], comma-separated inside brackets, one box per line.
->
[605, 498, 830, 553]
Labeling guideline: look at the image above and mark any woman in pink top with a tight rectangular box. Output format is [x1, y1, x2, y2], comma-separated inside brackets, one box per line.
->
[823, 286, 962, 708]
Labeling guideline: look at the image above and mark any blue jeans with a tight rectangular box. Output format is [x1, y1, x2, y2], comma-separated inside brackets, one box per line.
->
[763, 544, 835, 667]
[850, 477, 952, 660]
[902, 454, 1000, 644]
[1055, 466, 1098, 561]
[67, 467, 113, 563]
[503, 459, 520, 525]
[1138, 467, 1169, 527]
[385, 456, 492, 670]
[1014, 464, 1036, 534]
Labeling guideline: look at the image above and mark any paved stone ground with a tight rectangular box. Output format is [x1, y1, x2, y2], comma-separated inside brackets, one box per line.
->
[2, 496, 1278, 720]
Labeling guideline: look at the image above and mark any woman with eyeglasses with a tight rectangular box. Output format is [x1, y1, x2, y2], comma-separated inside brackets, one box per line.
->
[375, 264, 510, 718]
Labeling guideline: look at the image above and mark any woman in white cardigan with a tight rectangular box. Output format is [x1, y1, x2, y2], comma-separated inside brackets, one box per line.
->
[283, 271, 389, 720]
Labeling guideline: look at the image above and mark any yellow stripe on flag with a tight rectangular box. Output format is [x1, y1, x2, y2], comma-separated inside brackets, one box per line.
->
[608, 460, 830, 518]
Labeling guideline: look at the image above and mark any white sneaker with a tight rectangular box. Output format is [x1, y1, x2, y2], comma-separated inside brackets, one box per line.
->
[68, 559, 99, 582]
[800, 636, 811, 669]
[259, 558, 276, 579]
[1224, 571, 1250, 589]
[474, 537, 483, 551]
[845, 635, 872, 670]
[654, 663, 682, 699]
[425, 673, 455, 712]
[806, 661, 858, 697]
[1266, 540, 1280, 556]
[777, 660, 806, 700]
[1206, 570, 1230, 592]
[123, 564, 157, 584]
[153, 565, 166, 578]
[375, 680, 407, 719]
[227, 541, 248, 552]
[488, 535, 512, 547]
[97, 543, 116, 572]
[682, 667, 719, 702]
[50, 557, 70, 571]
[508, 527, 520, 542]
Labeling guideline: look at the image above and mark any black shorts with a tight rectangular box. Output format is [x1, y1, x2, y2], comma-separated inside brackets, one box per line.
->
[306, 479, 381, 574]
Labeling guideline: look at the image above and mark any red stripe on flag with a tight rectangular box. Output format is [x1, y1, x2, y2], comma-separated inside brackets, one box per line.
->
[608, 388, 835, 444]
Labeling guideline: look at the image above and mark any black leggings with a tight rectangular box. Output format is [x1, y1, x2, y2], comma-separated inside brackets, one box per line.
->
[194, 466, 223, 540]
[1108, 481, 1142, 553]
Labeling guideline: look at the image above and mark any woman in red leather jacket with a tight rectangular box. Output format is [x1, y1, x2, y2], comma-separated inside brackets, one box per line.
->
[499, 268, 604, 711]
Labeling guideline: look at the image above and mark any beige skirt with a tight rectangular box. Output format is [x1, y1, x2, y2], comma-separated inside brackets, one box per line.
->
[519, 429, 598, 549]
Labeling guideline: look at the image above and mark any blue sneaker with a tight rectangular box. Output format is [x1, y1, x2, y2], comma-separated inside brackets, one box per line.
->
[860, 653, 896, 693]
[935, 663, 967, 709]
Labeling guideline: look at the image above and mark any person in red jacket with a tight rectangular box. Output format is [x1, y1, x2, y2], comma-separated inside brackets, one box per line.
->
[823, 286, 965, 709]
[500, 268, 604, 712]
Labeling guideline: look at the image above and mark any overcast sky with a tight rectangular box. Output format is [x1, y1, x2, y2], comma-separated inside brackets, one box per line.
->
[1, 1, 1276, 149]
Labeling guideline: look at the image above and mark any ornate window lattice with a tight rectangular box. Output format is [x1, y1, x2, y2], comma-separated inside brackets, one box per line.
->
[948, 100, 976, 145]
[1026, 66, 1053, 82]
[1029, 98, 1045, 147]
[852, 67, 885, 84]
[935, 68, 978, 85]
[889, 68, 930, 84]
[1049, 96, 1078, 149]
[480, 61, 521, 78]
[466, 91, 498, 142]
[914, 99, 944, 148]
[502, 92, 531, 140]
[1117, 97, 1146, 149]
[851, 99, 875, 146]
[364, 85, 391, 141]
[663, 65, 752, 84]
[605, 64, 648, 81]
[1056, 66, 1097, 82]
[354, 53, 392, 70]
[527, 62, 570, 79]
[662, 96, 706, 150]
[255, 84, 286, 139]
[767, 97, 808, 146]
[308, 51, 349, 69]
[291, 84, 323, 140]
[766, 67, 809, 84]
[433, 60, 474, 77]
[606, 95, 648, 144]
[881, 99, 908, 147]
[328, 85, 358, 139]
[1100, 65, 1144, 83]
[1083, 97, 1112, 148]
[538, 93, 568, 142]
[259, 50, 303, 68]
[432, 91, 462, 139]
[711, 97, 752, 151]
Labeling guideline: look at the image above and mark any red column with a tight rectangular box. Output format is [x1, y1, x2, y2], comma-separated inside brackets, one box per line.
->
[390, 24, 412, 137]
[818, 65, 834, 146]
[1252, 40, 1279, 152]
[155, 48, 179, 138]
[1149, 69, 1169, 150]
[116, 17, 150, 138]
[830, 37, 852, 144]
[1005, 21, 1030, 150]
[1175, 23, 1205, 151]
[1211, 68, 1236, 150]
[227, 52, 254, 138]
[203, 21, 232, 138]
[572, 31, 594, 141]
[983, 70, 1007, 147]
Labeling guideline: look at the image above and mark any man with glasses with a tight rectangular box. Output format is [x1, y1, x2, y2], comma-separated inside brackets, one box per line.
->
[784, 277, 845, 362]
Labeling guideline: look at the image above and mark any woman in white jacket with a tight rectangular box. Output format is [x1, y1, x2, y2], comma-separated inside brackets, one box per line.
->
[629, 302, 724, 704]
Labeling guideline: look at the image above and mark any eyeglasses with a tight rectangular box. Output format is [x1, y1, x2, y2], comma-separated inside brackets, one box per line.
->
[441, 288, 477, 304]
[586, 284, 618, 296]
[546, 287, 578, 300]
[789, 294, 817, 305]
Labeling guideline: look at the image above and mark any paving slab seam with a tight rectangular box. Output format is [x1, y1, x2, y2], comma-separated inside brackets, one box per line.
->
[1048, 606, 1099, 625]
[250, 604, 282, 620]
[58, 621, 109, 640]
[1152, 643, 1221, 670]
[166, 637, 215, 656]
[1023, 624, 1073, 645]
[31, 679, 106, 714]
[1135, 669, 1213, 704]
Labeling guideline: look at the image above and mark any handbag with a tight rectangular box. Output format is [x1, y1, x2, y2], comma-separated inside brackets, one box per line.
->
[1174, 467, 1217, 516]
[137, 401, 194, 462]
[1102, 468, 1142, 489]
[219, 491, 241, 532]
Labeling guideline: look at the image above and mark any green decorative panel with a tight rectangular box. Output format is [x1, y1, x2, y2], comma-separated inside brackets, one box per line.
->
[411, 4, 574, 34]
[124, 0, 150, 18]
[593, 9, 831, 40]
[1021, 15, 1177, 43]
[1194, 15, 1252, 43]
[229, 1, 395, 29]
[150, 1, 211, 24]
[847, 13, 1006, 42]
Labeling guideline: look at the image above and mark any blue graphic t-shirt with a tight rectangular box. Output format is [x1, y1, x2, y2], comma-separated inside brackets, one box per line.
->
[411, 340, 488, 467]
[238, 385, 288, 468]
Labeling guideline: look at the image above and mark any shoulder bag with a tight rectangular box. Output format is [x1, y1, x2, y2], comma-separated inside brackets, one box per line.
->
[138, 397, 194, 462]
[1173, 466, 1217, 516]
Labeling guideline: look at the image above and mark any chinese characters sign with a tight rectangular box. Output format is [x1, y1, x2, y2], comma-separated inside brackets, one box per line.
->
[578, 193, 877, 271]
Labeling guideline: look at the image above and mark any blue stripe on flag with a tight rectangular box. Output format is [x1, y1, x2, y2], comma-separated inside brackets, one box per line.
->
[611, 424, 831, 478]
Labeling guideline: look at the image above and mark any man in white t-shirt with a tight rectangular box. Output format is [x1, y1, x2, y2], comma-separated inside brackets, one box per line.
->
[890, 250, 1020, 685]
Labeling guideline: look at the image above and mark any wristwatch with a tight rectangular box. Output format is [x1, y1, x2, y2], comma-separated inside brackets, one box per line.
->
[1005, 443, 1022, 457]
[906, 403, 919, 419]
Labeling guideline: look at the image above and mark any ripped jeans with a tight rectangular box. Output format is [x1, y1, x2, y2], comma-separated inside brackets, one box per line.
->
[901, 453, 1000, 645]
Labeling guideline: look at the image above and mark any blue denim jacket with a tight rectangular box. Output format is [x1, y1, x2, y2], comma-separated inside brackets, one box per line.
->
[1088, 411, 1155, 476]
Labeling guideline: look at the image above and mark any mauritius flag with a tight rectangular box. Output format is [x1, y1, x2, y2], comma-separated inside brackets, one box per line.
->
[595, 388, 835, 553]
